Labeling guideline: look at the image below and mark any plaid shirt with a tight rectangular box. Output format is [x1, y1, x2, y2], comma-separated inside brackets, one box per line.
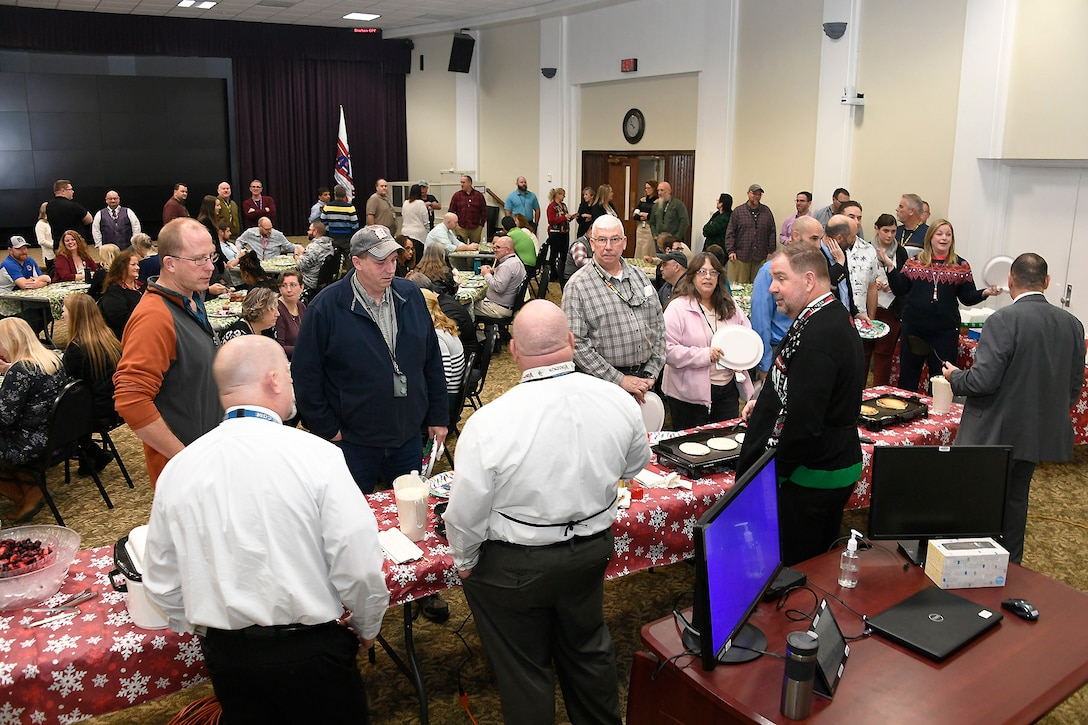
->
[562, 259, 665, 384]
[724, 202, 777, 262]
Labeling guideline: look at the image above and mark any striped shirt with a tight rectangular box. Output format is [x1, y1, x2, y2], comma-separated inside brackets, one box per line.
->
[320, 200, 360, 241]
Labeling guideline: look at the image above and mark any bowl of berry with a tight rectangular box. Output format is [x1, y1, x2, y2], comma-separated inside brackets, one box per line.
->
[0, 525, 81, 611]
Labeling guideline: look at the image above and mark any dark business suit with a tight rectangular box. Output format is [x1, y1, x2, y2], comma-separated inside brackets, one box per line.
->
[948, 292, 1085, 562]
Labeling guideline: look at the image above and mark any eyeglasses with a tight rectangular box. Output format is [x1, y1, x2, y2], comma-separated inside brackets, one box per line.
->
[695, 269, 720, 277]
[593, 236, 626, 247]
[169, 253, 219, 266]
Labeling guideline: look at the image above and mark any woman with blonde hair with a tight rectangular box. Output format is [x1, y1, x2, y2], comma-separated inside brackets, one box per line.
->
[544, 187, 576, 286]
[62, 293, 121, 473]
[88, 243, 120, 299]
[0, 317, 69, 522]
[34, 201, 56, 275]
[54, 229, 99, 282]
[420, 288, 466, 395]
[132, 232, 160, 283]
[589, 184, 619, 222]
[415, 242, 459, 296]
[221, 287, 280, 341]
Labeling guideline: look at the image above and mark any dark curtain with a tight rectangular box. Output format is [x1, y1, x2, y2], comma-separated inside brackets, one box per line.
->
[1, 6, 410, 234]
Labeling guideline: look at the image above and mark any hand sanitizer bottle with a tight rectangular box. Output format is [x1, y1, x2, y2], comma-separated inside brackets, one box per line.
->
[838, 529, 862, 588]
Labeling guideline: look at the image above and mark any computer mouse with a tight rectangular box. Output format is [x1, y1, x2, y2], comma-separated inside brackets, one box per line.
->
[1001, 598, 1039, 621]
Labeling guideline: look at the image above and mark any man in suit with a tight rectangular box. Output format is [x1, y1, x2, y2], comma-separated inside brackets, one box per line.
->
[943, 253, 1085, 564]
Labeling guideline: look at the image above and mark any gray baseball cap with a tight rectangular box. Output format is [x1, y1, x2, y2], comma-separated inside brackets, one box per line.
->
[9, 235, 28, 249]
[350, 225, 402, 259]
[656, 251, 688, 267]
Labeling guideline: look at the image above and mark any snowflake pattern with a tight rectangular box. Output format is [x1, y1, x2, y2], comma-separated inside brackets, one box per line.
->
[613, 533, 632, 555]
[58, 709, 86, 725]
[0, 637, 13, 653]
[647, 507, 668, 530]
[390, 565, 418, 586]
[176, 637, 203, 667]
[43, 634, 81, 653]
[151, 635, 168, 650]
[22, 663, 39, 679]
[117, 670, 151, 703]
[93, 673, 109, 687]
[110, 631, 145, 660]
[0, 702, 25, 725]
[106, 609, 133, 627]
[0, 661, 15, 686]
[47, 663, 87, 697]
[30, 711, 46, 724]
[0, 615, 12, 632]
[156, 676, 172, 689]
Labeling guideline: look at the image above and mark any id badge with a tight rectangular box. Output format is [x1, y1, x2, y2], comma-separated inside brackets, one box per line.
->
[393, 372, 408, 398]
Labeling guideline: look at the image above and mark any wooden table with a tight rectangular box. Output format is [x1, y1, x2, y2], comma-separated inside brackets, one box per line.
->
[628, 542, 1088, 725]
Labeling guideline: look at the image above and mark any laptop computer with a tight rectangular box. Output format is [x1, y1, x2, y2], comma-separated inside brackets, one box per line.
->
[867, 586, 1003, 662]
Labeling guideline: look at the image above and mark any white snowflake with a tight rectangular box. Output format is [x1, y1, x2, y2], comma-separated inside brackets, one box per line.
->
[93, 673, 109, 687]
[854, 479, 869, 497]
[151, 635, 168, 650]
[0, 661, 15, 686]
[86, 636, 103, 646]
[635, 510, 646, 523]
[0, 615, 12, 631]
[176, 637, 203, 667]
[669, 554, 680, 564]
[80, 612, 98, 623]
[675, 490, 695, 504]
[442, 568, 461, 588]
[0, 702, 25, 725]
[0, 638, 13, 653]
[57, 709, 86, 725]
[613, 533, 632, 555]
[47, 662, 87, 697]
[429, 542, 452, 556]
[117, 670, 151, 703]
[670, 521, 680, 532]
[110, 631, 145, 660]
[181, 673, 209, 688]
[106, 610, 133, 627]
[647, 543, 667, 563]
[100, 589, 126, 606]
[43, 634, 81, 654]
[30, 712, 46, 724]
[20, 638, 35, 648]
[90, 554, 114, 569]
[390, 565, 418, 586]
[424, 571, 438, 582]
[682, 516, 697, 539]
[22, 663, 38, 679]
[634, 545, 645, 557]
[70, 572, 87, 581]
[156, 677, 172, 689]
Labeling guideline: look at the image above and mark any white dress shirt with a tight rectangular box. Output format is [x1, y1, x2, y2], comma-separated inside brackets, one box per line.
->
[445, 366, 651, 570]
[144, 407, 390, 639]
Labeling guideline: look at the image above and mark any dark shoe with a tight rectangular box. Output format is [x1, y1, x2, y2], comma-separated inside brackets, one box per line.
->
[420, 594, 449, 623]
[13, 495, 45, 524]
[91, 445, 113, 472]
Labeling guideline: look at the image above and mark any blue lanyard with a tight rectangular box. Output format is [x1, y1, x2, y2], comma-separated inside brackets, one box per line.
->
[224, 407, 278, 424]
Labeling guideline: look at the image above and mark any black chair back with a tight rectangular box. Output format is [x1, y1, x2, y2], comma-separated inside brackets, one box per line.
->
[46, 381, 95, 465]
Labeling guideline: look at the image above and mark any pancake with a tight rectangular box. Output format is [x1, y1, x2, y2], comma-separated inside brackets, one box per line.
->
[734, 432, 745, 443]
[876, 397, 908, 410]
[860, 404, 879, 416]
[706, 437, 739, 452]
[678, 441, 712, 457]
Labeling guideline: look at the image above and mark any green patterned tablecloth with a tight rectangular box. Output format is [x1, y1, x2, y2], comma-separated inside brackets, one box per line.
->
[455, 274, 488, 305]
[261, 255, 297, 274]
[205, 295, 242, 332]
[0, 282, 90, 319]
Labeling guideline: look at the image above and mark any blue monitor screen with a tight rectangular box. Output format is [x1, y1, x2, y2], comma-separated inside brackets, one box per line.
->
[695, 448, 781, 667]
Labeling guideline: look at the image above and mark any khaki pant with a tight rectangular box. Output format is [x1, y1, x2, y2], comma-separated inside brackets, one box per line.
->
[456, 225, 483, 245]
[634, 222, 656, 259]
[473, 298, 512, 319]
[728, 258, 760, 284]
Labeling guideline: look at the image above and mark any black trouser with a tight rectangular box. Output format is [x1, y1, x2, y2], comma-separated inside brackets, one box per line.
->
[666, 381, 740, 431]
[545, 232, 569, 287]
[1003, 459, 1036, 565]
[463, 530, 622, 725]
[200, 621, 369, 724]
[777, 480, 855, 566]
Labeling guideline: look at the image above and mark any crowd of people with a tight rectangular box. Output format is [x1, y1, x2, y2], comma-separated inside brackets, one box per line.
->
[1, 172, 1083, 723]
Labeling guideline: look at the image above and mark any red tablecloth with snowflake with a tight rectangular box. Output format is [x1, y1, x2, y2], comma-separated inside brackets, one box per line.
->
[0, 548, 207, 725]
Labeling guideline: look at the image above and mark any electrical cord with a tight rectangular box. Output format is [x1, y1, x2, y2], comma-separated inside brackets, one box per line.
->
[451, 611, 480, 725]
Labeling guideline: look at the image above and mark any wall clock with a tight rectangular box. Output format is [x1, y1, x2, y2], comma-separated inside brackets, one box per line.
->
[623, 108, 645, 144]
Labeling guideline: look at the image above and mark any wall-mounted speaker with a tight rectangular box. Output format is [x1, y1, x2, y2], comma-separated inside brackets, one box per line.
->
[449, 33, 475, 73]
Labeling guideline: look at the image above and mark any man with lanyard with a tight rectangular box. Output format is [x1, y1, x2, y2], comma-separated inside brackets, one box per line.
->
[736, 244, 864, 566]
[446, 300, 651, 724]
[113, 218, 222, 487]
[895, 193, 928, 254]
[562, 215, 665, 403]
[144, 335, 390, 723]
[293, 225, 448, 494]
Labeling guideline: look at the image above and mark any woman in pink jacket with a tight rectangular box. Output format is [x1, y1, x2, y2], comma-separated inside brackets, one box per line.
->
[663, 251, 755, 430]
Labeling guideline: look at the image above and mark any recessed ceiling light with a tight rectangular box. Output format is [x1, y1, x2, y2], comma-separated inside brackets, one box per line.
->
[197, 1, 216, 7]
[177, 0, 216, 7]
[177, 0, 194, 6]
[343, 12, 380, 21]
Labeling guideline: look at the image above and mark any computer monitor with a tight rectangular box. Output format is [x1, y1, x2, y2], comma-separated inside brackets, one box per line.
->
[868, 445, 1012, 565]
[691, 447, 781, 670]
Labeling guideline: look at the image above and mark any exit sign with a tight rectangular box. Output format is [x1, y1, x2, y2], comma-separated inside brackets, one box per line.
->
[621, 58, 638, 73]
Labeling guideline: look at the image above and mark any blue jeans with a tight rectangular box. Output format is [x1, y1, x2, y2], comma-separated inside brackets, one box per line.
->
[335, 436, 422, 493]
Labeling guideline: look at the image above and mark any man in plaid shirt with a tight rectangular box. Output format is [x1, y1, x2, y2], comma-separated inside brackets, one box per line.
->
[562, 216, 665, 403]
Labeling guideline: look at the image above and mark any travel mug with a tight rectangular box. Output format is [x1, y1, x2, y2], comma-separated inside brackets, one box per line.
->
[781, 630, 819, 719]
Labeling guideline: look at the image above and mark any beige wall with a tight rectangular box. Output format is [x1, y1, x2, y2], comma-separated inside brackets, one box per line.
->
[405, 34, 459, 185]
[478, 21, 541, 192]
[578, 74, 699, 150]
[1004, 0, 1088, 159]
[852, 0, 967, 223]
[731, 0, 822, 230]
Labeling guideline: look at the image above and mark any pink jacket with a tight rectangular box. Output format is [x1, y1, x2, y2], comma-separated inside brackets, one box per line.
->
[663, 295, 756, 408]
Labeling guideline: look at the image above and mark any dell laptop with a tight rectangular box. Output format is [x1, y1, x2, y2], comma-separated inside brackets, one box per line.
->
[867, 586, 1003, 662]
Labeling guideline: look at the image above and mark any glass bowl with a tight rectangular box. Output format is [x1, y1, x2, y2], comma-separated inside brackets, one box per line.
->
[0, 525, 81, 611]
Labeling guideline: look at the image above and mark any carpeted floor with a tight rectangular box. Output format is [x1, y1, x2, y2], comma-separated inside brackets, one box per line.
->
[4, 279, 1085, 724]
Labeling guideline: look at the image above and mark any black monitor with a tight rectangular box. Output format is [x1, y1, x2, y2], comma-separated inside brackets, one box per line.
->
[868, 445, 1012, 566]
[691, 447, 781, 670]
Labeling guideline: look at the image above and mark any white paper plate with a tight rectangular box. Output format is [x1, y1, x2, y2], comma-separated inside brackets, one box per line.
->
[710, 326, 764, 371]
[855, 318, 890, 340]
[983, 255, 1014, 291]
[427, 470, 453, 498]
[641, 390, 665, 432]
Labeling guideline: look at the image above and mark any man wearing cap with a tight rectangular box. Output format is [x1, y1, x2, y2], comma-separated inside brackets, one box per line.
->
[1, 236, 53, 334]
[503, 176, 541, 226]
[419, 180, 442, 230]
[92, 190, 142, 250]
[293, 225, 448, 493]
[649, 181, 689, 243]
[724, 184, 778, 284]
[656, 250, 687, 308]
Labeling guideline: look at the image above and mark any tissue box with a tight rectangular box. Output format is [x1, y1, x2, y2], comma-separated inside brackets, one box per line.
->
[924, 538, 1009, 589]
